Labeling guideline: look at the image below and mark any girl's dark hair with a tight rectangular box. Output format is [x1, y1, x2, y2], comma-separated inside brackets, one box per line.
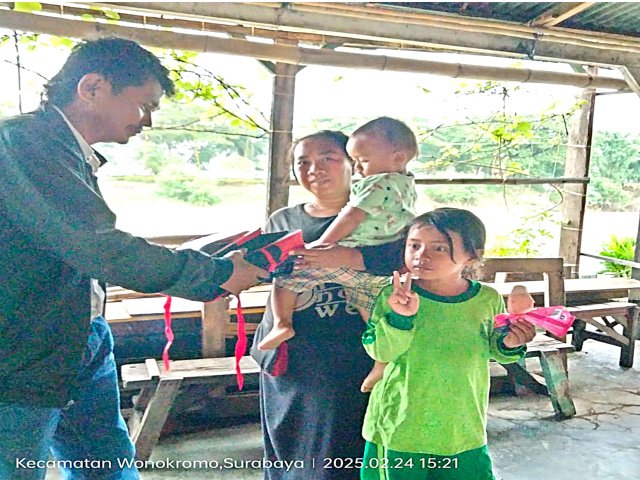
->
[408, 208, 486, 278]
[289, 130, 351, 182]
[42, 37, 175, 107]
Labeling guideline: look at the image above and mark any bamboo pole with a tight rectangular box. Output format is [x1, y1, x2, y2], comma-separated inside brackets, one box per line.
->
[0, 10, 629, 92]
[580, 252, 640, 270]
[287, 2, 640, 50]
[633, 213, 640, 302]
[87, 1, 640, 55]
[285, 177, 589, 186]
[35, 2, 353, 46]
[412, 177, 589, 185]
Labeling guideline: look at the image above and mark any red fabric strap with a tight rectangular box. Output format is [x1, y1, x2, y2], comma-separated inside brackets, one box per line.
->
[162, 295, 174, 371]
[260, 247, 278, 273]
[234, 295, 247, 390]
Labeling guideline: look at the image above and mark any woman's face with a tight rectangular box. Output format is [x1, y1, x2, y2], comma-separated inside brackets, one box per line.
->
[293, 136, 352, 199]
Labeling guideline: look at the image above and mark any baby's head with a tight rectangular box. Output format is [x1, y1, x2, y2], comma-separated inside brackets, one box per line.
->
[347, 116, 417, 177]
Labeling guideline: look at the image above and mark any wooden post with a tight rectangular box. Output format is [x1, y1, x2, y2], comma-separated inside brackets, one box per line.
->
[559, 67, 596, 279]
[201, 298, 230, 358]
[619, 66, 640, 304]
[266, 53, 299, 220]
[633, 211, 640, 303]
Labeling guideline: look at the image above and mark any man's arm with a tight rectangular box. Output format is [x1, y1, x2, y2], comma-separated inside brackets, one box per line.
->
[0, 121, 264, 301]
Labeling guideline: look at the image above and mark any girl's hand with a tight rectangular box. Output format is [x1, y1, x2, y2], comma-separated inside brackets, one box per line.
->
[387, 271, 419, 317]
[502, 319, 536, 349]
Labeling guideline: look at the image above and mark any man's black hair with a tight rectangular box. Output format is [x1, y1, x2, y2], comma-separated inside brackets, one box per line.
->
[42, 37, 175, 107]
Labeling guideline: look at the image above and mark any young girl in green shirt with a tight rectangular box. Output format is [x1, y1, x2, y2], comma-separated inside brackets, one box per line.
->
[360, 208, 536, 480]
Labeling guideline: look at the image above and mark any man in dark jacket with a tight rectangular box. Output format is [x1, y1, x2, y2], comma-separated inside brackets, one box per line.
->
[0, 37, 267, 479]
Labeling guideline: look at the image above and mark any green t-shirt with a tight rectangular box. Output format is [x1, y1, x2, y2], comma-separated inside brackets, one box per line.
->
[341, 172, 416, 247]
[362, 281, 525, 456]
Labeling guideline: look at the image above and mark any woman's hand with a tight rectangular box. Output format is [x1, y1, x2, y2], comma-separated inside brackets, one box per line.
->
[387, 271, 419, 317]
[502, 319, 537, 349]
[291, 244, 365, 270]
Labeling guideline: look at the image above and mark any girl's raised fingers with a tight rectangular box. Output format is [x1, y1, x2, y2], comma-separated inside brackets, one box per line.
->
[403, 273, 412, 292]
[392, 271, 401, 291]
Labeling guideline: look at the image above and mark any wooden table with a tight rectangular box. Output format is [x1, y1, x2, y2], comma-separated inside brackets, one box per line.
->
[106, 277, 640, 362]
[490, 277, 640, 305]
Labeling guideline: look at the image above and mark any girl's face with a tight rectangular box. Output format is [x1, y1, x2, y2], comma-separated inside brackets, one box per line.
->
[404, 224, 476, 283]
[293, 137, 352, 199]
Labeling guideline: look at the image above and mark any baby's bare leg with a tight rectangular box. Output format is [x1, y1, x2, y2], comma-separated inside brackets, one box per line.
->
[259, 285, 296, 350]
[356, 305, 371, 323]
[361, 361, 387, 393]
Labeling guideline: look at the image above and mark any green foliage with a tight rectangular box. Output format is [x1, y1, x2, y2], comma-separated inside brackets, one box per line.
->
[0, 34, 637, 212]
[588, 131, 640, 210]
[599, 235, 636, 277]
[587, 177, 633, 210]
[485, 212, 555, 257]
[13, 2, 42, 13]
[110, 176, 156, 183]
[156, 175, 221, 206]
[414, 81, 576, 185]
[426, 185, 485, 206]
[135, 51, 269, 176]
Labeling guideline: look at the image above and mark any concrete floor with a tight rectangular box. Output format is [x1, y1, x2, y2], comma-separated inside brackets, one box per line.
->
[45, 339, 640, 480]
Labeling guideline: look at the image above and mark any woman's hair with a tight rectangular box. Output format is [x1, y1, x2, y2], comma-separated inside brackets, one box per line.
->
[42, 37, 175, 107]
[289, 130, 350, 182]
[408, 208, 486, 278]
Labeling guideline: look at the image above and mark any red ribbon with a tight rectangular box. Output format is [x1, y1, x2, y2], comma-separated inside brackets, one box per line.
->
[162, 295, 174, 371]
[162, 293, 247, 391]
[234, 295, 247, 390]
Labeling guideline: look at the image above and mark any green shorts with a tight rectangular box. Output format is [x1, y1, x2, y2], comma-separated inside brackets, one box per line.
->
[360, 441, 496, 480]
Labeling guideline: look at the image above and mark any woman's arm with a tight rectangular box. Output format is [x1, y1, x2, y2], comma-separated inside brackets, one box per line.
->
[291, 235, 405, 274]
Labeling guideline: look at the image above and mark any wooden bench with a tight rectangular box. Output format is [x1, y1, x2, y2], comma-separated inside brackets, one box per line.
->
[106, 286, 269, 362]
[505, 333, 576, 418]
[121, 356, 260, 461]
[569, 302, 639, 367]
[482, 259, 640, 368]
[481, 258, 576, 419]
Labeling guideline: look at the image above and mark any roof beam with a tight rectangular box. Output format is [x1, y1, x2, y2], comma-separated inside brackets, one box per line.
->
[530, 3, 596, 28]
[618, 66, 640, 98]
[0, 10, 629, 92]
[85, 2, 640, 68]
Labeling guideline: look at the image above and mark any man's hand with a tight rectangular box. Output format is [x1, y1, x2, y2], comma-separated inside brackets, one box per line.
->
[219, 250, 269, 296]
[387, 271, 419, 317]
[502, 319, 536, 349]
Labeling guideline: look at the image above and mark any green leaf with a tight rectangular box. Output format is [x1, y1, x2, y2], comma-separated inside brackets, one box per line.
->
[14, 2, 42, 13]
[102, 9, 120, 20]
[515, 121, 532, 133]
[491, 127, 505, 141]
